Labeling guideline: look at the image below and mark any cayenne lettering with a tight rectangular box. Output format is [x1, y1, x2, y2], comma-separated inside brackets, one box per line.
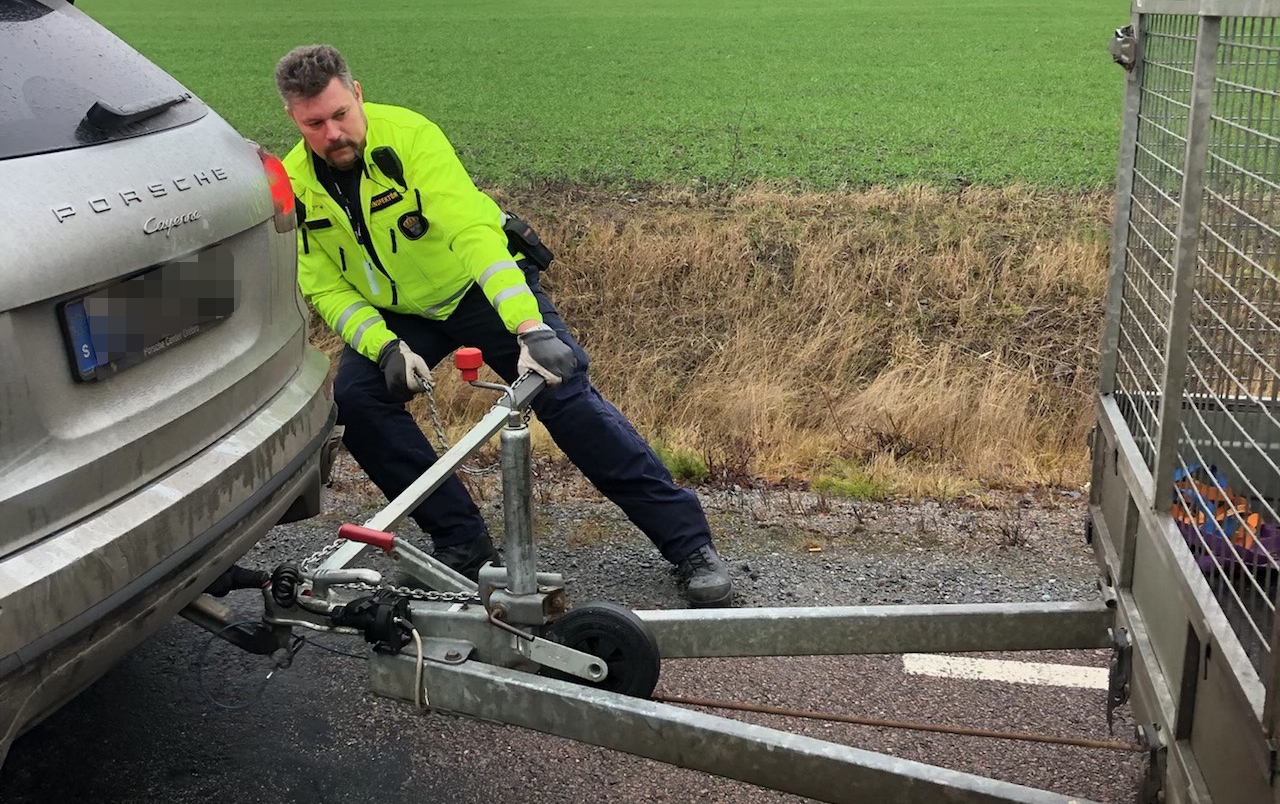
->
[143, 210, 202, 236]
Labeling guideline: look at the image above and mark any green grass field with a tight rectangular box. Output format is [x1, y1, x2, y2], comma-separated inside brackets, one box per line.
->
[79, 0, 1129, 189]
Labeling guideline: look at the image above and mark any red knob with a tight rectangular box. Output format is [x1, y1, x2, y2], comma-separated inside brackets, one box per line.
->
[455, 347, 483, 382]
[338, 523, 396, 552]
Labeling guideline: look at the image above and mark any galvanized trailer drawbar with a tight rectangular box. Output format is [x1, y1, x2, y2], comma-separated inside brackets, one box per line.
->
[185, 360, 1123, 804]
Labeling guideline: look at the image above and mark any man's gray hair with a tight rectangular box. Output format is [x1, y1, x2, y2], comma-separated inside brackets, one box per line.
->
[275, 44, 355, 105]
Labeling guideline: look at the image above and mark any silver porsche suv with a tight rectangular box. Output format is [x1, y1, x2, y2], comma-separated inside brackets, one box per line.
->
[0, 0, 335, 761]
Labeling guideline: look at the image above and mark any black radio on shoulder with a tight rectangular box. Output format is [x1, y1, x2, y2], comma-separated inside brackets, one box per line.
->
[370, 146, 407, 189]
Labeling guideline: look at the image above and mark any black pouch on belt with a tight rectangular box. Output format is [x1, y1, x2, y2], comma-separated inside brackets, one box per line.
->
[503, 213, 554, 272]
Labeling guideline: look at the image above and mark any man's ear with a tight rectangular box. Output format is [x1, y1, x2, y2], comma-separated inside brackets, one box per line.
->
[354, 80, 363, 103]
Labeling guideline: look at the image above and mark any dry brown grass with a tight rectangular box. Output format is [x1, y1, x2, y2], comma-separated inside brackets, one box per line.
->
[311, 183, 1112, 497]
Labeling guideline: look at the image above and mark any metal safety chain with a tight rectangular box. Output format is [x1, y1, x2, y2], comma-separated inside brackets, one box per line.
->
[423, 379, 503, 477]
[295, 363, 540, 603]
[299, 537, 481, 603]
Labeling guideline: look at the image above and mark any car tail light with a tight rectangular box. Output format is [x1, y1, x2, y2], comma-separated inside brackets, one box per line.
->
[257, 146, 296, 233]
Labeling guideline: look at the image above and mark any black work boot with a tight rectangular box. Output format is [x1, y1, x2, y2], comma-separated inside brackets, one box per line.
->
[432, 533, 498, 582]
[675, 544, 734, 608]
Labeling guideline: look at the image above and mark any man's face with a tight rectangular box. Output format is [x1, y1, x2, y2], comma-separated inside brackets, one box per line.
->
[287, 76, 368, 169]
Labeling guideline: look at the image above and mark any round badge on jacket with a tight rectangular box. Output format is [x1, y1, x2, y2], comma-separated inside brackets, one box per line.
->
[398, 212, 429, 240]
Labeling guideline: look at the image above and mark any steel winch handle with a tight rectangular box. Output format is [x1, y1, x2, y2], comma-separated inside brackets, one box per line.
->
[338, 523, 396, 552]
[454, 347, 548, 410]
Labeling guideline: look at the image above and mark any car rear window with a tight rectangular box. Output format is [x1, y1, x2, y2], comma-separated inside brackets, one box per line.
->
[0, 0, 208, 160]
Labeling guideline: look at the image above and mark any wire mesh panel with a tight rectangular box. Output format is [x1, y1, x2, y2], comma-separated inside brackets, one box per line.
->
[1172, 16, 1280, 678]
[1093, 7, 1280, 798]
[1117, 14, 1201, 470]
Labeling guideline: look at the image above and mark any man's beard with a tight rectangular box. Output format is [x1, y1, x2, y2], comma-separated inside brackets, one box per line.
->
[324, 138, 364, 169]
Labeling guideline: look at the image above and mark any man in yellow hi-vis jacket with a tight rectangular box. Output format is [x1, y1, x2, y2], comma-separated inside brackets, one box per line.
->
[275, 45, 732, 606]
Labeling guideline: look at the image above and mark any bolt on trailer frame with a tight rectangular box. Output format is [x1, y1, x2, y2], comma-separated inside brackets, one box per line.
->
[1092, 1, 1280, 802]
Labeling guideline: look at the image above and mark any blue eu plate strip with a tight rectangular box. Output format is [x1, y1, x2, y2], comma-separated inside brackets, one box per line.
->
[63, 300, 99, 378]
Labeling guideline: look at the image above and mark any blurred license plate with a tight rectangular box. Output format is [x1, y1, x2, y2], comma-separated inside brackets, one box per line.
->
[60, 245, 238, 381]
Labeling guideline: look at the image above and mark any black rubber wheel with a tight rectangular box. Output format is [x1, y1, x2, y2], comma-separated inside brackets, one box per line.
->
[542, 601, 661, 698]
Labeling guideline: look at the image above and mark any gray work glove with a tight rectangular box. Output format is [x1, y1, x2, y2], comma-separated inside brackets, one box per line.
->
[517, 323, 577, 386]
[378, 339, 431, 402]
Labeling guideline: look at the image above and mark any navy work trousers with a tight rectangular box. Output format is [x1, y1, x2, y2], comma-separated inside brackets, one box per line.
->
[333, 272, 711, 565]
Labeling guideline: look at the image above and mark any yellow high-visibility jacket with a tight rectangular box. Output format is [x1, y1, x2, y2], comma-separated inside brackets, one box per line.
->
[283, 102, 540, 362]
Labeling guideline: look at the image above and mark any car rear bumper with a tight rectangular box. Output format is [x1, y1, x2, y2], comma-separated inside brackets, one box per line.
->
[0, 346, 335, 759]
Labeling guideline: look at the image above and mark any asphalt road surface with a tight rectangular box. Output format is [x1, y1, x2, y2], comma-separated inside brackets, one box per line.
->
[1, 468, 1143, 803]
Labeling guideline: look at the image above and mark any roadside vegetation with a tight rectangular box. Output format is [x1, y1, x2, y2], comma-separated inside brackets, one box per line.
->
[337, 183, 1110, 497]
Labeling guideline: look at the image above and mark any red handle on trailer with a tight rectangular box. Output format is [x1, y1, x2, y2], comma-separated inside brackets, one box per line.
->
[338, 523, 396, 552]
[455, 347, 483, 382]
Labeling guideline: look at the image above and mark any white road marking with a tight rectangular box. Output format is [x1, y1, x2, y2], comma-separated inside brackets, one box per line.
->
[902, 654, 1109, 690]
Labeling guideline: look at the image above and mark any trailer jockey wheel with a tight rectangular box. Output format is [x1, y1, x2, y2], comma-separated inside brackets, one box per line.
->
[542, 602, 661, 698]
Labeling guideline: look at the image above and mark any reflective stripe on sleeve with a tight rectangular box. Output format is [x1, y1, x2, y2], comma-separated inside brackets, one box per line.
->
[351, 314, 385, 351]
[336, 300, 374, 334]
[492, 284, 534, 307]
[477, 260, 518, 289]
